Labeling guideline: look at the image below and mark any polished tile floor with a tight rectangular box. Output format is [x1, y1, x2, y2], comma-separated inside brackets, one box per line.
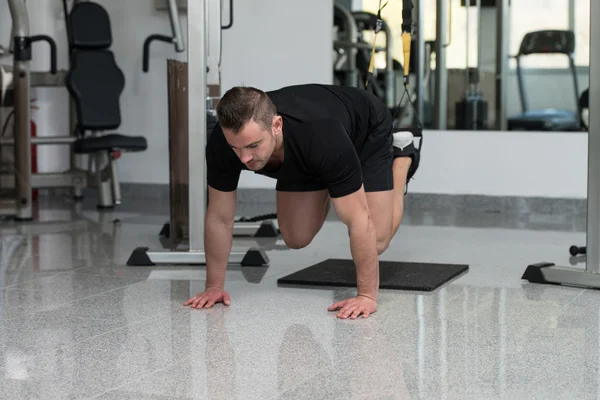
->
[0, 194, 596, 399]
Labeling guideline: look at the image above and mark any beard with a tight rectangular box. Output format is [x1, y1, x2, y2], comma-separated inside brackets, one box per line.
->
[246, 159, 266, 170]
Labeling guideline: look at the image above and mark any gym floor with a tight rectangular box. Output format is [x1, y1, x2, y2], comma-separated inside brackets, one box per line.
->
[0, 193, 594, 399]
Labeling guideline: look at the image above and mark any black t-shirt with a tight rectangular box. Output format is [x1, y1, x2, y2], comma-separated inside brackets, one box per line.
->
[206, 84, 384, 198]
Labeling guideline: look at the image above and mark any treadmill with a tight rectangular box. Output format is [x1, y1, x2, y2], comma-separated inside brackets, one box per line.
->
[508, 30, 581, 131]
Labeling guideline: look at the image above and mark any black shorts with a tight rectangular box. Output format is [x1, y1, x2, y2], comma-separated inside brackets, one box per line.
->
[359, 101, 394, 193]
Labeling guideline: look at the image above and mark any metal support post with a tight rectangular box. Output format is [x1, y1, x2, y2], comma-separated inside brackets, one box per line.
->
[434, 0, 448, 129]
[495, 0, 509, 130]
[7, 0, 32, 221]
[127, 0, 269, 267]
[415, 0, 425, 123]
[522, 0, 600, 287]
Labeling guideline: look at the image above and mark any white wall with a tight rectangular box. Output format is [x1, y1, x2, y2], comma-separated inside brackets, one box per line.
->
[410, 130, 588, 199]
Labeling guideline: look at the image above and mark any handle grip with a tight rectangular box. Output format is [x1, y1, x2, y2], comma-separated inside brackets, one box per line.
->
[30, 35, 57, 74]
[142, 34, 173, 73]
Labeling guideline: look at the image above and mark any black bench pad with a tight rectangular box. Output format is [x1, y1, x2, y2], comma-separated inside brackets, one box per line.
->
[74, 134, 147, 154]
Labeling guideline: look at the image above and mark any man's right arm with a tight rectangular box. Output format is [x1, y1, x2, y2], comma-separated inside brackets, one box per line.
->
[204, 185, 237, 290]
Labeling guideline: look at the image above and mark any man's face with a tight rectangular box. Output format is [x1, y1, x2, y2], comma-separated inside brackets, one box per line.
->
[223, 118, 279, 171]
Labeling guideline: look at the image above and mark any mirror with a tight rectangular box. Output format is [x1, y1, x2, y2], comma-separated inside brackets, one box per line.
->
[333, 0, 590, 132]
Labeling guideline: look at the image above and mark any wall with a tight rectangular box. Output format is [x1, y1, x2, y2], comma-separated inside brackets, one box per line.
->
[409, 130, 588, 199]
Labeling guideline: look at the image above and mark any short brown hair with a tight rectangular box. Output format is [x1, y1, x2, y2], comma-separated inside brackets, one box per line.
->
[216, 86, 277, 133]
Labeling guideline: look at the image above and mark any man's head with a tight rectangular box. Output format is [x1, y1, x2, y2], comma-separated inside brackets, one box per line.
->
[217, 86, 282, 171]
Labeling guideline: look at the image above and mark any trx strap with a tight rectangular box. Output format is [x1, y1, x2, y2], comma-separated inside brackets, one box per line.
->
[401, 0, 412, 86]
[366, 0, 423, 131]
[365, 0, 388, 88]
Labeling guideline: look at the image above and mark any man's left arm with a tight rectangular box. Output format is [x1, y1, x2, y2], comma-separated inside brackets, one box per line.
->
[305, 119, 379, 318]
[331, 187, 380, 302]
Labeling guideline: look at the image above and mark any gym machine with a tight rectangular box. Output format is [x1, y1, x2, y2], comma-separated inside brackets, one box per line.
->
[522, 0, 600, 289]
[507, 30, 581, 131]
[0, 0, 77, 220]
[1, 0, 147, 220]
[128, 0, 270, 267]
[142, 0, 186, 73]
[333, 3, 360, 88]
[147, 0, 278, 241]
[352, 10, 397, 110]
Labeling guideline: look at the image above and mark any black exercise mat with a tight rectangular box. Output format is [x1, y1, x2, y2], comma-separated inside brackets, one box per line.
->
[277, 259, 469, 291]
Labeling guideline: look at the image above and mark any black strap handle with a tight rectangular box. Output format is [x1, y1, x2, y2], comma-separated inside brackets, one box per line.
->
[30, 35, 57, 74]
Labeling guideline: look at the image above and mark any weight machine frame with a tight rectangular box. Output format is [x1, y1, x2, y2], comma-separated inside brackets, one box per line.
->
[522, 1, 600, 288]
[127, 0, 269, 267]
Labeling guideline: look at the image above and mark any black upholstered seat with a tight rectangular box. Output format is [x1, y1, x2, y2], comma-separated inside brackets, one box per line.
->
[65, 2, 147, 154]
[74, 134, 148, 154]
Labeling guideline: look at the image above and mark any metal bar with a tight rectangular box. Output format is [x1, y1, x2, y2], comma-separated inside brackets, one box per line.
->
[1, 170, 86, 189]
[188, 0, 207, 251]
[167, 0, 185, 52]
[515, 57, 527, 112]
[586, 0, 600, 274]
[0, 136, 76, 145]
[476, 0, 482, 73]
[0, 199, 16, 217]
[109, 158, 122, 205]
[383, 20, 395, 109]
[30, 70, 67, 87]
[495, 0, 509, 130]
[522, 3, 600, 287]
[1, 65, 68, 86]
[31, 171, 87, 189]
[144, 250, 248, 265]
[233, 223, 265, 237]
[415, 0, 424, 123]
[569, 55, 581, 113]
[206, 0, 222, 87]
[434, 0, 448, 129]
[8, 0, 32, 221]
[333, 41, 385, 51]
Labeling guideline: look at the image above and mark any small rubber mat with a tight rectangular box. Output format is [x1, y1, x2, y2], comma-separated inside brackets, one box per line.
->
[277, 259, 469, 291]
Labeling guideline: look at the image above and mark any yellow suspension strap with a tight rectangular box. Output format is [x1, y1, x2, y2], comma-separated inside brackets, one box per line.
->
[401, 0, 413, 87]
[365, 0, 388, 88]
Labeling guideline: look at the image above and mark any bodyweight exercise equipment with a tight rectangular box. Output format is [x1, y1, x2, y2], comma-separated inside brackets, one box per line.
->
[522, 1, 600, 289]
[507, 30, 581, 131]
[127, 0, 269, 267]
[353, 9, 397, 111]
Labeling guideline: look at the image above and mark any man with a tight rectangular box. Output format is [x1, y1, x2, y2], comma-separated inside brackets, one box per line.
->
[184, 84, 421, 319]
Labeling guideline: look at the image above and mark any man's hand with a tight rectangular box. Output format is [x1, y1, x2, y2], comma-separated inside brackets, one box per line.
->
[328, 295, 377, 319]
[184, 287, 231, 309]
